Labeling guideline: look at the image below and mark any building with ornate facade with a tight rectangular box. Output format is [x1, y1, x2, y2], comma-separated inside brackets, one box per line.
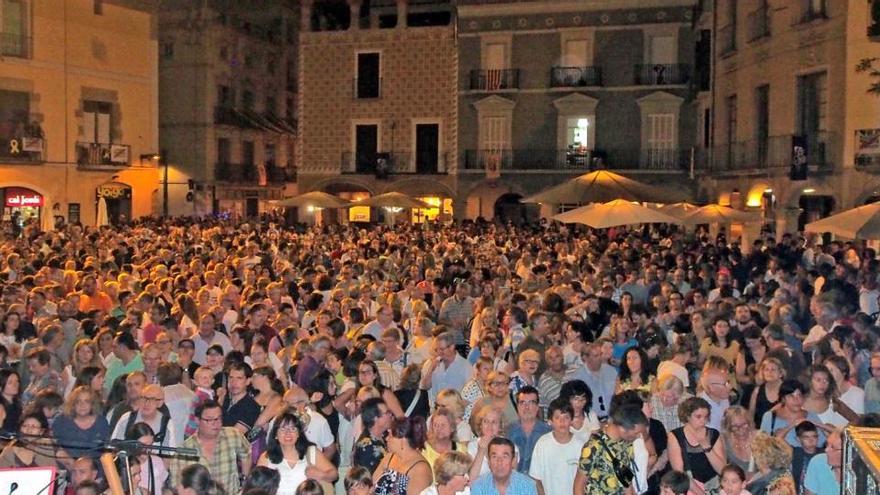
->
[158, 0, 298, 217]
[700, 0, 880, 236]
[0, 0, 159, 228]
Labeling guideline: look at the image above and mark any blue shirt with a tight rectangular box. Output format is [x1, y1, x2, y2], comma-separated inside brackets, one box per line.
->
[804, 453, 839, 495]
[760, 410, 827, 447]
[566, 364, 617, 419]
[471, 470, 538, 495]
[507, 421, 552, 473]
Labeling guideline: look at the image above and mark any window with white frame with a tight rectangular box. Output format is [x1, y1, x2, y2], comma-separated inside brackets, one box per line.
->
[474, 95, 515, 170]
[647, 114, 675, 150]
[637, 91, 683, 169]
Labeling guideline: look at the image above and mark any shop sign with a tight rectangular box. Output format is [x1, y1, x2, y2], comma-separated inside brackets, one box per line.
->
[4, 187, 43, 207]
[97, 183, 132, 199]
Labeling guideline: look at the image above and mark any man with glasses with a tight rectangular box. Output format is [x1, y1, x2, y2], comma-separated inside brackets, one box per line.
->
[112, 383, 177, 447]
[567, 342, 617, 421]
[361, 303, 398, 340]
[804, 429, 842, 495]
[507, 386, 550, 473]
[170, 400, 251, 494]
[423, 332, 473, 403]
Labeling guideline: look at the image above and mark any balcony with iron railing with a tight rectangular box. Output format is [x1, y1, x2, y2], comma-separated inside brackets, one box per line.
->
[634, 64, 690, 85]
[76, 142, 131, 168]
[461, 148, 690, 172]
[341, 151, 447, 174]
[215, 162, 258, 182]
[0, 32, 29, 58]
[747, 5, 771, 41]
[0, 132, 44, 163]
[712, 132, 837, 172]
[797, 0, 828, 24]
[469, 69, 520, 91]
[550, 67, 602, 88]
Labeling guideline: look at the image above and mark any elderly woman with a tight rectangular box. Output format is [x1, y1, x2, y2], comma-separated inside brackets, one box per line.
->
[471, 370, 517, 428]
[435, 390, 473, 444]
[460, 357, 492, 422]
[721, 406, 755, 475]
[651, 375, 687, 432]
[466, 404, 517, 480]
[509, 349, 540, 395]
[746, 432, 796, 495]
[419, 451, 473, 495]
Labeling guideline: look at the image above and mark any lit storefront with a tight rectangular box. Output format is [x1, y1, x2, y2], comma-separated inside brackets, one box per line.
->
[2, 186, 43, 226]
[411, 196, 452, 223]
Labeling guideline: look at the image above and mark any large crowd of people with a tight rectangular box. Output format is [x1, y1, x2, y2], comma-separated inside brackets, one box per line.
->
[0, 214, 875, 495]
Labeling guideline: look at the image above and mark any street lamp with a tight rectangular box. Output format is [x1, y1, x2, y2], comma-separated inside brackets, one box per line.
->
[141, 151, 168, 217]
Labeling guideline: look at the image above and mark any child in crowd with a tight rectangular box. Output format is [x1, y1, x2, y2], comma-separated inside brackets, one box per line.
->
[720, 464, 752, 495]
[659, 470, 691, 495]
[791, 421, 823, 494]
[344, 466, 373, 495]
[183, 366, 215, 437]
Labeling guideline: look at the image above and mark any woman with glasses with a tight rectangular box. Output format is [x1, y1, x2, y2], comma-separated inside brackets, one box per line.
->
[0, 412, 56, 467]
[721, 406, 756, 475]
[358, 360, 405, 418]
[466, 404, 517, 480]
[257, 411, 337, 495]
[470, 370, 517, 428]
[419, 451, 472, 495]
[51, 385, 110, 464]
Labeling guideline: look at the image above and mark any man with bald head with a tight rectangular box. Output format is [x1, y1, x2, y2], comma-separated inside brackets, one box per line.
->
[279, 386, 335, 457]
[111, 383, 178, 447]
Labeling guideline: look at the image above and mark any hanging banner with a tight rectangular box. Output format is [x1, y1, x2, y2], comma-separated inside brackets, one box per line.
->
[485, 151, 502, 180]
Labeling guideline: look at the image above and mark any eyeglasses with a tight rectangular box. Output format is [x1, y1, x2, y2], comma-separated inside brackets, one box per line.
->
[278, 426, 299, 434]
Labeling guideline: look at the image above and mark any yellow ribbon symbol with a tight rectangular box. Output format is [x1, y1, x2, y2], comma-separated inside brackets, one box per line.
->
[9, 139, 20, 154]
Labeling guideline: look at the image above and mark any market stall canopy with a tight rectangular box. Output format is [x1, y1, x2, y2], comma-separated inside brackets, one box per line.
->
[552, 199, 684, 229]
[349, 192, 431, 209]
[273, 191, 352, 209]
[522, 169, 690, 205]
[682, 204, 761, 225]
[804, 202, 880, 240]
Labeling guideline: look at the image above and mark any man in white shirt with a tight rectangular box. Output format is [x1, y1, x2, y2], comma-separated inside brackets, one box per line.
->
[280, 387, 336, 458]
[529, 397, 583, 495]
[112, 384, 178, 448]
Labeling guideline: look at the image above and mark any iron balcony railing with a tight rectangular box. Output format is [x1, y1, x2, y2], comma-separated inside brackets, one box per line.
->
[462, 148, 690, 172]
[0, 33, 29, 58]
[712, 132, 837, 171]
[76, 142, 131, 167]
[469, 69, 520, 91]
[0, 133, 44, 163]
[215, 162, 258, 182]
[634, 64, 690, 85]
[747, 5, 772, 41]
[550, 67, 602, 87]
[341, 151, 447, 174]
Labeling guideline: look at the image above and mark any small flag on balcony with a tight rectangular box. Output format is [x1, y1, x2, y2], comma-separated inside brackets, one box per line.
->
[257, 162, 267, 186]
[486, 69, 502, 91]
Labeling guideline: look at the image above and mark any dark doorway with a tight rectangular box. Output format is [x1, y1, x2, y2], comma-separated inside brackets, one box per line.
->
[245, 197, 259, 218]
[415, 124, 439, 174]
[494, 193, 525, 224]
[355, 125, 378, 173]
[798, 195, 834, 232]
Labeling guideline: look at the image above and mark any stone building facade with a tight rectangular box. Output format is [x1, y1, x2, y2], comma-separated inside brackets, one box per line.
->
[0, 0, 159, 227]
[701, 0, 880, 236]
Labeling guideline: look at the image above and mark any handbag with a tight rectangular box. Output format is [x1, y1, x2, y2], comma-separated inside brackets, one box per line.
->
[595, 433, 635, 487]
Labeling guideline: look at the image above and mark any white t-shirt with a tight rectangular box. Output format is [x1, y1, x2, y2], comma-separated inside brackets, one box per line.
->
[529, 432, 582, 495]
[304, 408, 334, 449]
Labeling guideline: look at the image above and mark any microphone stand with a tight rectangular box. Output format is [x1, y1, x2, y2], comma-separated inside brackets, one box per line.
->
[105, 440, 199, 495]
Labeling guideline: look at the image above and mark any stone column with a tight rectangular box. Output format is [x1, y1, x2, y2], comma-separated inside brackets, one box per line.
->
[301, 0, 313, 31]
[349, 0, 362, 30]
[396, 0, 408, 28]
[775, 206, 801, 239]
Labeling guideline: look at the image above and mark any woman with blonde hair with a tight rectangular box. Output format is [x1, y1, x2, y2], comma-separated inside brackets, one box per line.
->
[421, 406, 467, 469]
[748, 357, 786, 427]
[405, 309, 435, 366]
[466, 404, 517, 480]
[435, 389, 473, 443]
[62, 339, 103, 397]
[470, 370, 517, 428]
[746, 432, 795, 495]
[721, 406, 755, 475]
[420, 451, 473, 495]
[651, 374, 687, 432]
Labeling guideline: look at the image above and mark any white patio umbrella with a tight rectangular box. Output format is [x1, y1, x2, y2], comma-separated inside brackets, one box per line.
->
[805, 202, 880, 239]
[552, 199, 683, 228]
[96, 197, 109, 226]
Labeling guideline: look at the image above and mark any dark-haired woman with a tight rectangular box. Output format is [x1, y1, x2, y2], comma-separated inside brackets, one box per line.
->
[373, 416, 432, 495]
[251, 366, 286, 462]
[0, 369, 21, 432]
[125, 422, 168, 495]
[177, 463, 226, 495]
[257, 411, 336, 495]
[616, 346, 654, 394]
[698, 317, 741, 368]
[559, 379, 599, 442]
[0, 412, 56, 467]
